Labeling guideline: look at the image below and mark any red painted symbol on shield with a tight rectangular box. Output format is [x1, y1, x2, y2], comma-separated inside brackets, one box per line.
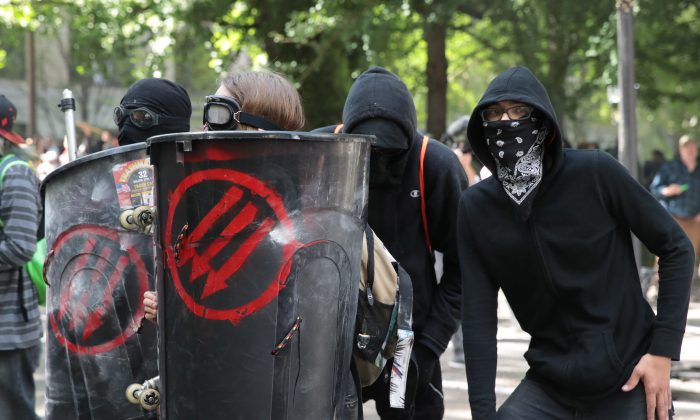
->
[47, 225, 149, 355]
[165, 168, 298, 324]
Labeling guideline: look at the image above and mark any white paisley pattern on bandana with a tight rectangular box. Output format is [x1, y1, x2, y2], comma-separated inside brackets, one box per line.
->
[494, 127, 548, 205]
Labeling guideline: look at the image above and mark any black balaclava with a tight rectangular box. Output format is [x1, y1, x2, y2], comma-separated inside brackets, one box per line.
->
[341, 66, 417, 188]
[351, 119, 411, 187]
[483, 113, 552, 214]
[117, 78, 192, 146]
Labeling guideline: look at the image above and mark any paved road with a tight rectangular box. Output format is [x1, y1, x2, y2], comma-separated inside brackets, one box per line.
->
[365, 301, 700, 419]
[33, 302, 700, 419]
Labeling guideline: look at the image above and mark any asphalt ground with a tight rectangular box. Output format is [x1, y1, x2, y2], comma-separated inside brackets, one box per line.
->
[364, 300, 700, 420]
[32, 301, 700, 419]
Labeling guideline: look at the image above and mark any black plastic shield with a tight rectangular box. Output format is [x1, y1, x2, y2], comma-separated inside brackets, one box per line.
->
[148, 131, 370, 420]
[41, 144, 158, 420]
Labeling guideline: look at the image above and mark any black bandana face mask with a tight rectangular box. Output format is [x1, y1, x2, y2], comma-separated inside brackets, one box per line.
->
[483, 116, 550, 206]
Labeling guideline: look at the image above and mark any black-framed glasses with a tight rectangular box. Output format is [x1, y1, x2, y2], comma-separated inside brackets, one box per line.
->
[203, 95, 283, 131]
[113, 106, 177, 129]
[481, 105, 534, 122]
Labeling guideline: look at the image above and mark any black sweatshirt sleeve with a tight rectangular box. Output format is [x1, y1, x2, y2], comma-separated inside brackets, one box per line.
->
[457, 193, 499, 420]
[596, 151, 693, 359]
[419, 140, 469, 356]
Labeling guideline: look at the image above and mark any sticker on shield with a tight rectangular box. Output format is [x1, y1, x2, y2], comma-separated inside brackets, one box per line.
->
[165, 168, 298, 324]
[112, 158, 154, 210]
[47, 224, 149, 355]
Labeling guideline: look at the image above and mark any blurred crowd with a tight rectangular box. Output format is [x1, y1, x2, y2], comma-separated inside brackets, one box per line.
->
[21, 126, 119, 180]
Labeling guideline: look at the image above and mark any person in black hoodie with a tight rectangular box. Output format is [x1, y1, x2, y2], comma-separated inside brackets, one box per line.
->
[332, 66, 468, 419]
[458, 66, 693, 420]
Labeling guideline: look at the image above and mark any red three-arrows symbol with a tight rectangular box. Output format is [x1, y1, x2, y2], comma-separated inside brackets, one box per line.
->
[165, 168, 298, 324]
[48, 225, 149, 355]
[176, 185, 275, 300]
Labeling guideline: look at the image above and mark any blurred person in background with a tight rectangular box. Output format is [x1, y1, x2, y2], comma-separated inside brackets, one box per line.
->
[100, 129, 119, 150]
[651, 135, 700, 300]
[644, 149, 667, 190]
[0, 94, 43, 420]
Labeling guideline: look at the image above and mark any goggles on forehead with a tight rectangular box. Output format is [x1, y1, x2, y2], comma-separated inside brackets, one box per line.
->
[203, 95, 283, 131]
[113, 106, 179, 129]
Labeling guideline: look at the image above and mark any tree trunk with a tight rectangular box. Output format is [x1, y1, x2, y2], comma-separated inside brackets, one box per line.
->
[425, 21, 447, 138]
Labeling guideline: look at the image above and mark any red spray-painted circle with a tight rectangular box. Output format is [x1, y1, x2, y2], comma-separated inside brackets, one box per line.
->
[48, 224, 149, 355]
[164, 168, 297, 324]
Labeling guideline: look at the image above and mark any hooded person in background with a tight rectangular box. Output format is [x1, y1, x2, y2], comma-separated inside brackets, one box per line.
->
[0, 95, 43, 420]
[114, 78, 192, 146]
[458, 66, 693, 420]
[331, 66, 468, 419]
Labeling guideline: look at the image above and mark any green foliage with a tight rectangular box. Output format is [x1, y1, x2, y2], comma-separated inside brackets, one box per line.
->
[636, 1, 700, 104]
[455, 0, 616, 130]
[0, 0, 697, 157]
[0, 26, 25, 77]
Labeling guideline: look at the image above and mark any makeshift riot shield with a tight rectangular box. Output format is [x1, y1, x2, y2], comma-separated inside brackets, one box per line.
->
[42, 143, 159, 419]
[148, 131, 370, 420]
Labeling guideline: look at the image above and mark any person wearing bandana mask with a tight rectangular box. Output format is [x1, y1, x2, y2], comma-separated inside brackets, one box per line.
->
[321, 66, 468, 419]
[114, 78, 192, 146]
[458, 66, 693, 420]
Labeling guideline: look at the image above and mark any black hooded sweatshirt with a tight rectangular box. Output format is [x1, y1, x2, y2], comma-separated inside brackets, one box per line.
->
[340, 67, 468, 357]
[458, 66, 694, 418]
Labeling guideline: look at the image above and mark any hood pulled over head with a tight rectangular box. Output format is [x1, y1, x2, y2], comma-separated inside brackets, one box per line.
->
[342, 66, 417, 187]
[466, 66, 562, 218]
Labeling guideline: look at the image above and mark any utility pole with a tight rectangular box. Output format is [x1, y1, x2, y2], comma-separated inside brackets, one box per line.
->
[616, 0, 641, 268]
[24, 31, 36, 139]
[616, 0, 638, 180]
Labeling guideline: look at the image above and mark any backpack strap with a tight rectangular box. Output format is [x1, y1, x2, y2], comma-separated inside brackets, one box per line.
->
[0, 154, 30, 185]
[364, 225, 375, 306]
[334, 124, 344, 134]
[419, 136, 433, 254]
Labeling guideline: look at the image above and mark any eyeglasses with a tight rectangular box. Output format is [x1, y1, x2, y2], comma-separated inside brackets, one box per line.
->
[203, 95, 283, 131]
[480, 105, 534, 122]
[113, 106, 176, 129]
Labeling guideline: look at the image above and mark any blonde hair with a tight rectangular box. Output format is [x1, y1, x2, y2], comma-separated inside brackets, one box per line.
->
[219, 71, 305, 131]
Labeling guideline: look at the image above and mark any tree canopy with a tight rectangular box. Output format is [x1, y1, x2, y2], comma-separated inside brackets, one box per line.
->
[1, 0, 698, 158]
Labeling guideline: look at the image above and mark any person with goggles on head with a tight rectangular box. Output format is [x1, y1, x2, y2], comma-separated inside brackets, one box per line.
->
[202, 70, 305, 132]
[114, 78, 192, 146]
[144, 70, 415, 420]
[142, 70, 305, 323]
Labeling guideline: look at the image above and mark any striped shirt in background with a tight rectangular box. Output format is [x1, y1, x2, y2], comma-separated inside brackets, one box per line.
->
[0, 162, 42, 350]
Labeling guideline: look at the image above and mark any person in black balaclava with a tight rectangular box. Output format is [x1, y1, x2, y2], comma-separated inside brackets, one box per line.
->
[114, 78, 191, 145]
[459, 66, 693, 420]
[331, 66, 468, 419]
